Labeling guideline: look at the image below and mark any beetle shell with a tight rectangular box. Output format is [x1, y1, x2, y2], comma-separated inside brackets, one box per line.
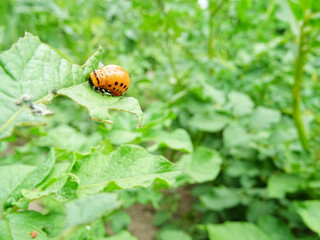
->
[89, 64, 130, 96]
[30, 231, 38, 238]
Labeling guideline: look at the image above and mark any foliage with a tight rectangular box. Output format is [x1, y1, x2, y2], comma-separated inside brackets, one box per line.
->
[0, 0, 320, 239]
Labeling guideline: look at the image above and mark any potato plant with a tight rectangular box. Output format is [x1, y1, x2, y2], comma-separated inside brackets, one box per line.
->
[0, 0, 320, 239]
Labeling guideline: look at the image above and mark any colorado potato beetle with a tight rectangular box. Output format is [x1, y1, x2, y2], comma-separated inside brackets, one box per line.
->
[89, 64, 130, 96]
[30, 231, 38, 238]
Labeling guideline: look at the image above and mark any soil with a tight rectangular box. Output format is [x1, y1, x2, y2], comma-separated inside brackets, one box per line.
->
[0, 139, 26, 157]
[125, 187, 195, 240]
[126, 203, 158, 240]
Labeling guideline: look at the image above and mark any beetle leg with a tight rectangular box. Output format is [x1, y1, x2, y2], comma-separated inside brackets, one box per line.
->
[29, 102, 36, 109]
[106, 89, 113, 96]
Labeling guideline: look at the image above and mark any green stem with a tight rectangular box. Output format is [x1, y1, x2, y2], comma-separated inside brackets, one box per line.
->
[208, 2, 215, 62]
[157, 0, 182, 91]
[0, 96, 53, 136]
[292, 20, 309, 151]
[0, 105, 28, 134]
[208, 0, 228, 75]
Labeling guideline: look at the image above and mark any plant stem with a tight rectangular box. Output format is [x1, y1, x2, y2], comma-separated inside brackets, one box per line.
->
[292, 20, 309, 151]
[208, 2, 215, 62]
[208, 0, 228, 75]
[157, 0, 182, 91]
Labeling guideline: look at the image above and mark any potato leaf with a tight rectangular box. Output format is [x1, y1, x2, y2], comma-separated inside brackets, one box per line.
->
[207, 222, 271, 240]
[0, 149, 55, 212]
[0, 211, 50, 240]
[0, 33, 143, 140]
[0, 33, 86, 139]
[72, 143, 181, 196]
[294, 201, 320, 236]
[58, 83, 143, 127]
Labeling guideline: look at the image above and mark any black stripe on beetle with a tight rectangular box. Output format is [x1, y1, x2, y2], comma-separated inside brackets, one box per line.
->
[94, 70, 100, 85]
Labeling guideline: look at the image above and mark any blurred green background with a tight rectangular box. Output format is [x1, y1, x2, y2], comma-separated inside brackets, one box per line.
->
[1, 0, 320, 239]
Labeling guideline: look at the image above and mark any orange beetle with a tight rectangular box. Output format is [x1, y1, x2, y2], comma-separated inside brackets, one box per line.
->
[30, 231, 38, 238]
[89, 64, 130, 96]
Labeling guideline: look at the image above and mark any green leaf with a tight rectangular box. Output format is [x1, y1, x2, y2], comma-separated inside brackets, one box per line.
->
[0, 220, 11, 239]
[72, 143, 181, 196]
[65, 193, 121, 229]
[268, 125, 297, 144]
[106, 130, 142, 145]
[228, 91, 254, 116]
[276, 0, 300, 37]
[38, 124, 102, 152]
[203, 83, 226, 105]
[223, 123, 251, 148]
[135, 188, 162, 208]
[207, 222, 271, 240]
[22, 148, 79, 202]
[81, 45, 103, 79]
[28, 194, 121, 237]
[188, 112, 229, 132]
[294, 201, 320, 236]
[105, 231, 138, 240]
[0, 211, 50, 240]
[267, 174, 304, 199]
[226, 161, 259, 178]
[184, 147, 222, 183]
[0, 149, 55, 211]
[58, 83, 143, 127]
[0, 33, 142, 139]
[108, 211, 131, 233]
[257, 215, 295, 240]
[200, 187, 241, 211]
[142, 129, 193, 153]
[60, 226, 92, 240]
[246, 201, 276, 222]
[191, 83, 226, 105]
[156, 229, 192, 240]
[22, 174, 79, 202]
[250, 107, 281, 129]
[153, 211, 172, 226]
[0, 33, 86, 139]
[0, 165, 34, 210]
